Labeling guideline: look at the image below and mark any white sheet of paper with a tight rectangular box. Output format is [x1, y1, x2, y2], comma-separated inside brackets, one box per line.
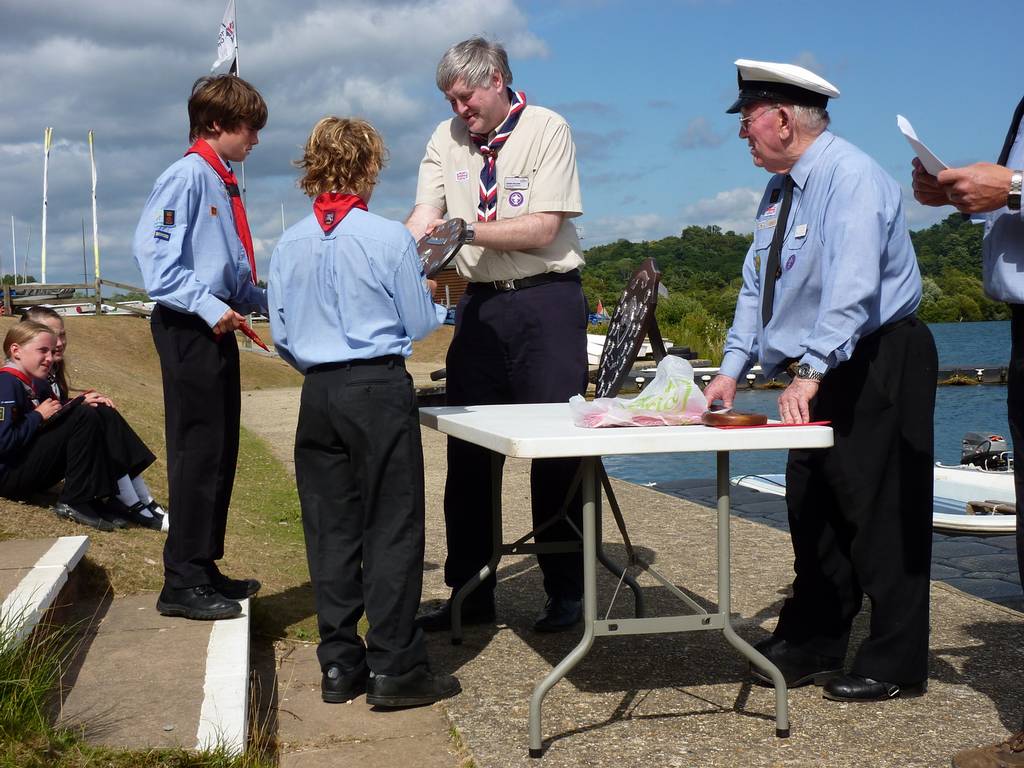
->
[897, 115, 948, 176]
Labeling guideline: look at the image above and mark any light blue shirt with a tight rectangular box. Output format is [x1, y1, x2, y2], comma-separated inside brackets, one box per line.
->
[720, 131, 922, 380]
[982, 118, 1024, 303]
[132, 154, 267, 327]
[268, 208, 446, 374]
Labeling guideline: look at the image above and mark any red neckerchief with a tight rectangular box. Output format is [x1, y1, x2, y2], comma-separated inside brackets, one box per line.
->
[0, 365, 44, 406]
[313, 193, 367, 234]
[185, 138, 257, 284]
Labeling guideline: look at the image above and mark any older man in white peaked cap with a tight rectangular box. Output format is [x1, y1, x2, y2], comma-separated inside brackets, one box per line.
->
[705, 59, 937, 703]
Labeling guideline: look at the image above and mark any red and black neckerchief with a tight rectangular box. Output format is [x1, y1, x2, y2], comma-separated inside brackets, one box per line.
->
[312, 193, 368, 234]
[185, 138, 258, 284]
[0, 366, 44, 407]
[469, 89, 526, 222]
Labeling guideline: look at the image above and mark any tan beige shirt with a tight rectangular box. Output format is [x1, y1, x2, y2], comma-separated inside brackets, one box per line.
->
[414, 104, 585, 283]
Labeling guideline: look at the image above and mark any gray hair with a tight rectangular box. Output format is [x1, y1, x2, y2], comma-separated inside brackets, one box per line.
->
[791, 105, 830, 135]
[436, 37, 513, 93]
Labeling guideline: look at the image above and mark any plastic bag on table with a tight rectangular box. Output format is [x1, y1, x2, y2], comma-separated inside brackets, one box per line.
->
[570, 355, 708, 428]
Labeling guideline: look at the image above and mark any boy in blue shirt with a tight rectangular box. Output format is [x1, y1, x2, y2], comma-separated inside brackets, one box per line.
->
[268, 116, 459, 707]
[133, 75, 268, 621]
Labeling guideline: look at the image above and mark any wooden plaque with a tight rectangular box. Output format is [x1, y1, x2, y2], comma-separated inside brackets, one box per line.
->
[418, 218, 468, 278]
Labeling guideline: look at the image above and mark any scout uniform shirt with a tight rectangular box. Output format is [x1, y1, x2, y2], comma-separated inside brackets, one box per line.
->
[132, 153, 268, 327]
[982, 113, 1024, 303]
[718, 131, 922, 381]
[415, 104, 584, 282]
[268, 208, 445, 374]
[0, 369, 45, 470]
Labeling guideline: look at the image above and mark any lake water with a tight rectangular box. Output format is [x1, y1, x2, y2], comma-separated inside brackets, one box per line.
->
[603, 321, 1015, 485]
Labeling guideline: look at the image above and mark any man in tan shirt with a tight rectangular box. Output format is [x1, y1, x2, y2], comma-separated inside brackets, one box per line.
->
[407, 36, 588, 633]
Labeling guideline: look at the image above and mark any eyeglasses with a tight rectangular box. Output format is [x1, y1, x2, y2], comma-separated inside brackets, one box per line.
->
[739, 105, 780, 130]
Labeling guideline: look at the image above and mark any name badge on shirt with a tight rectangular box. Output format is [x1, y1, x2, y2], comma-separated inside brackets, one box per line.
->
[504, 176, 529, 190]
[757, 219, 777, 231]
[794, 224, 808, 238]
[455, 169, 470, 182]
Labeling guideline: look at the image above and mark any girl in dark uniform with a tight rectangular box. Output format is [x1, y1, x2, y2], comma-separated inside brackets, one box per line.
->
[21, 307, 167, 530]
[0, 322, 118, 530]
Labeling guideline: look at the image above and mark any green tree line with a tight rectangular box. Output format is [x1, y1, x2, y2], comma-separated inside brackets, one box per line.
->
[582, 214, 1005, 363]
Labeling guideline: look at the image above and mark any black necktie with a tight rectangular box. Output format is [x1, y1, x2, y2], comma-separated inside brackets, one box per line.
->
[762, 175, 795, 327]
[997, 95, 1024, 166]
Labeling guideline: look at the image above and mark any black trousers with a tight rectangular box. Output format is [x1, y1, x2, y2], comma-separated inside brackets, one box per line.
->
[0, 405, 115, 504]
[1008, 305, 1024, 589]
[94, 404, 156, 480]
[776, 316, 937, 685]
[295, 359, 428, 676]
[444, 280, 589, 601]
[151, 305, 241, 589]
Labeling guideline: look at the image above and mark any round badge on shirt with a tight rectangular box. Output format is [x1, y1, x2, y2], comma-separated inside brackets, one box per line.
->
[508, 191, 525, 207]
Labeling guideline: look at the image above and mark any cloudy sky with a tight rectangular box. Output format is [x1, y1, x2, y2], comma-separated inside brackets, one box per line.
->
[1, 0, 1020, 287]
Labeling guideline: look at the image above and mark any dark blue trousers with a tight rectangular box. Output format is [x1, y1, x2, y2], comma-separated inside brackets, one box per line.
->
[778, 317, 937, 685]
[1008, 305, 1024, 589]
[443, 279, 589, 601]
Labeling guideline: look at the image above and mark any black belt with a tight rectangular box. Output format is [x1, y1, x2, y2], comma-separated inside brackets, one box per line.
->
[780, 314, 918, 377]
[308, 355, 404, 374]
[466, 268, 580, 294]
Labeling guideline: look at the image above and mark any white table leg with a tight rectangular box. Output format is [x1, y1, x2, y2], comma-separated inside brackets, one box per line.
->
[528, 456, 597, 758]
[715, 451, 790, 737]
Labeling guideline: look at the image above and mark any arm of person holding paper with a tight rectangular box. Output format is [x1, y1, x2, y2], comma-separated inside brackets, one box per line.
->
[912, 157, 1014, 213]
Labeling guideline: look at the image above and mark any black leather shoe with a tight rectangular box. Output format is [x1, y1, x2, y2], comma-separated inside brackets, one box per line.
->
[322, 662, 369, 703]
[532, 596, 582, 633]
[96, 499, 130, 529]
[415, 597, 495, 632]
[156, 584, 242, 620]
[749, 637, 842, 688]
[365, 666, 461, 708]
[52, 501, 115, 532]
[211, 572, 261, 600]
[822, 673, 927, 702]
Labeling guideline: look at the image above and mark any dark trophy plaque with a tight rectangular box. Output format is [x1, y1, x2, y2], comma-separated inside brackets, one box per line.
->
[417, 218, 468, 278]
[595, 258, 667, 398]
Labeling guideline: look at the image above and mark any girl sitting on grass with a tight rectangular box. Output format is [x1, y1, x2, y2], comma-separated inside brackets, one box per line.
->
[0, 321, 120, 531]
[21, 306, 167, 531]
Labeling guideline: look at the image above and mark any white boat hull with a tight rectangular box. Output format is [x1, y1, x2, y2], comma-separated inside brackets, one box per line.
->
[731, 464, 1016, 535]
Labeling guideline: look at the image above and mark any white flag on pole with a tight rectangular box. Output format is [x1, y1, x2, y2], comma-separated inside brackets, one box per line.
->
[211, 0, 237, 72]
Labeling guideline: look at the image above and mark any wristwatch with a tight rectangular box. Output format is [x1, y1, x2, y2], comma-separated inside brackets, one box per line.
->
[1008, 170, 1023, 212]
[464, 221, 476, 243]
[795, 362, 825, 382]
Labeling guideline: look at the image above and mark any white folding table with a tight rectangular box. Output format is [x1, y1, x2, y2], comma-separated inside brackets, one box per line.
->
[419, 402, 833, 757]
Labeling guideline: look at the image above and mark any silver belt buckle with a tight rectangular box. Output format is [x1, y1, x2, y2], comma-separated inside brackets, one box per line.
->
[493, 279, 517, 291]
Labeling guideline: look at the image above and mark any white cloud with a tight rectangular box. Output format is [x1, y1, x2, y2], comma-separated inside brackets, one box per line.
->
[679, 187, 762, 234]
[0, 0, 545, 285]
[673, 116, 728, 150]
[583, 213, 674, 245]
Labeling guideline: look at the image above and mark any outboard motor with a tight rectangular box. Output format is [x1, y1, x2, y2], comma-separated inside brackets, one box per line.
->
[960, 432, 1012, 471]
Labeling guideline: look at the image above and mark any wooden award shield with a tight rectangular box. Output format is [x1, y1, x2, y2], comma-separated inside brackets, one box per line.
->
[595, 258, 668, 398]
[417, 218, 468, 278]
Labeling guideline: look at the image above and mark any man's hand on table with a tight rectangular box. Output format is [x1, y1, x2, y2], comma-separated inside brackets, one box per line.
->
[703, 374, 737, 411]
[778, 378, 819, 424]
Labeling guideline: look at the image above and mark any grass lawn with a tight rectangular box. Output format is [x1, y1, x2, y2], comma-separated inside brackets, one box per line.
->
[0, 315, 313, 766]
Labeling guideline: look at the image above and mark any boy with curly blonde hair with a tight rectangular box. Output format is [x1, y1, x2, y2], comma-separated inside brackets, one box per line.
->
[268, 117, 459, 708]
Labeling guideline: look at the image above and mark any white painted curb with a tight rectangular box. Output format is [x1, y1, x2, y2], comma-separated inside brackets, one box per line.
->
[195, 598, 250, 755]
[1, 535, 89, 645]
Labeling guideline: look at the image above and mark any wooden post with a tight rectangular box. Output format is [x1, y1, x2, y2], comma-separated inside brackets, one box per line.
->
[95, 279, 102, 315]
[3, 285, 11, 317]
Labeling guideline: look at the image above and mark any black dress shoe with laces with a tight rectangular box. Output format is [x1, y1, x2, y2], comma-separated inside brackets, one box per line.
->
[365, 666, 461, 708]
[532, 596, 582, 633]
[749, 637, 842, 688]
[210, 572, 261, 600]
[322, 662, 369, 703]
[156, 584, 242, 620]
[415, 597, 495, 632]
[822, 673, 926, 702]
[52, 501, 115, 532]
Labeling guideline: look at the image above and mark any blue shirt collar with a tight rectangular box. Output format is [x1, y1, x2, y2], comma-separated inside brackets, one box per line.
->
[789, 130, 836, 190]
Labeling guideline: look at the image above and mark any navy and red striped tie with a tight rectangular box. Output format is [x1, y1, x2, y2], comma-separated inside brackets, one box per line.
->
[470, 89, 527, 222]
